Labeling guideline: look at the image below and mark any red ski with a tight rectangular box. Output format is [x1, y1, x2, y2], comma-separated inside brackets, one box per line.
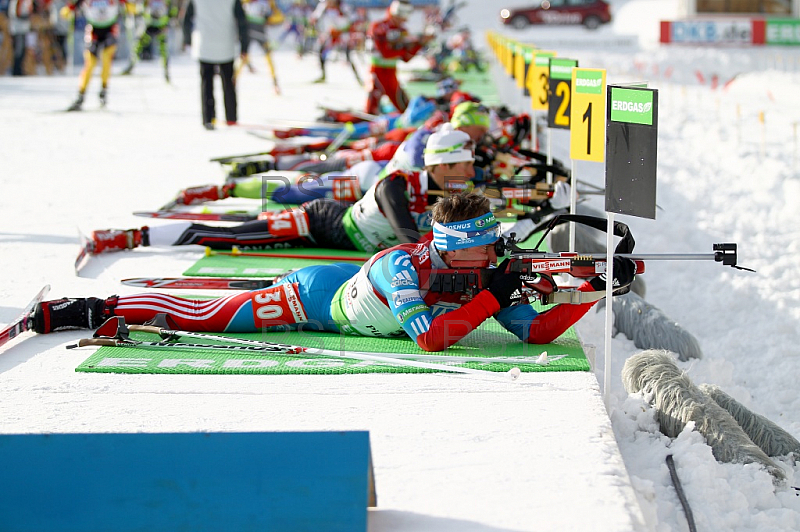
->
[0, 285, 51, 348]
[133, 210, 258, 222]
[121, 277, 274, 290]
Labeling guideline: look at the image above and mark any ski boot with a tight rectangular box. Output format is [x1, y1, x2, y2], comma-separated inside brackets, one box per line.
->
[30, 296, 118, 334]
[204, 118, 216, 130]
[99, 87, 107, 107]
[89, 228, 148, 254]
[67, 92, 84, 112]
[164, 70, 170, 83]
[120, 63, 134, 76]
[312, 74, 326, 84]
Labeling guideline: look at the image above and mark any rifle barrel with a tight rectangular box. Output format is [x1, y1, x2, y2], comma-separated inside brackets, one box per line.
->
[591, 253, 718, 261]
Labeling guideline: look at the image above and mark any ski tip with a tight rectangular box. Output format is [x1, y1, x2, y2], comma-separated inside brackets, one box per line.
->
[75, 230, 93, 275]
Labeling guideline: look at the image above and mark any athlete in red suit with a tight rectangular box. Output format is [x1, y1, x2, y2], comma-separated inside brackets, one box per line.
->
[365, 0, 432, 115]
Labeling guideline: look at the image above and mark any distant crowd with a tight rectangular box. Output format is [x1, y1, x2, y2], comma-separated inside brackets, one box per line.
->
[0, 0, 455, 77]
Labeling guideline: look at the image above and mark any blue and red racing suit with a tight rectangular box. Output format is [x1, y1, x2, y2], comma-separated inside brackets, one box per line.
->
[111, 239, 600, 351]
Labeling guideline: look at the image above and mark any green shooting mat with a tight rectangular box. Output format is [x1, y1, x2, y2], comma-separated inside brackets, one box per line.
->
[403, 69, 501, 107]
[75, 319, 589, 375]
[183, 248, 372, 278]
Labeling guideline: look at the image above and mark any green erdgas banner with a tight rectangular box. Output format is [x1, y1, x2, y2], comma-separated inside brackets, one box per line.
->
[574, 70, 603, 95]
[549, 57, 576, 80]
[609, 87, 654, 125]
[766, 19, 800, 45]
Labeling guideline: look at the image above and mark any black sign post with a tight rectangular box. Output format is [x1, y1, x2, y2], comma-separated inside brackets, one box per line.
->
[602, 84, 658, 406]
[605, 85, 659, 219]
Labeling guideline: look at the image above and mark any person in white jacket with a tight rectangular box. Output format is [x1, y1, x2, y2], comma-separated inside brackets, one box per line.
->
[181, 0, 249, 130]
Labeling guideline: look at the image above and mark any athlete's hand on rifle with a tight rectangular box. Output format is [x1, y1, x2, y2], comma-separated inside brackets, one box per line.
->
[589, 257, 636, 295]
[486, 259, 527, 308]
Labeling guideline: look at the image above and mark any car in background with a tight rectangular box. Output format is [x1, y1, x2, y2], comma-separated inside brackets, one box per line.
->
[500, 0, 612, 30]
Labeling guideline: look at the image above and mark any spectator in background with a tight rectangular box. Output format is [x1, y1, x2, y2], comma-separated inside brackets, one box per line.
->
[47, 0, 73, 72]
[181, 0, 249, 130]
[0, 0, 15, 74]
[8, 0, 32, 76]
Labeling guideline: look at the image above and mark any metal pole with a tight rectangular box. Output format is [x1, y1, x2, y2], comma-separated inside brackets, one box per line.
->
[569, 159, 577, 252]
[547, 128, 553, 184]
[603, 212, 615, 408]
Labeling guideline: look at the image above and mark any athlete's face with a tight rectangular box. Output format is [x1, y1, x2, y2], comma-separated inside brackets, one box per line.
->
[443, 242, 498, 268]
[429, 160, 475, 190]
[458, 125, 488, 143]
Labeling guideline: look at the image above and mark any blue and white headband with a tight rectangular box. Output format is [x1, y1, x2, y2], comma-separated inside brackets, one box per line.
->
[432, 212, 500, 251]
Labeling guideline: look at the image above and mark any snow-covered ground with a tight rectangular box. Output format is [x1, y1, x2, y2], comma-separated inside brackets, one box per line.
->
[1, 1, 800, 530]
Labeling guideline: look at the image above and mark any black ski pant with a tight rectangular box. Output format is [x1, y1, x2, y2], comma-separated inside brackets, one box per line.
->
[199, 60, 236, 125]
[12, 34, 26, 76]
[172, 199, 355, 251]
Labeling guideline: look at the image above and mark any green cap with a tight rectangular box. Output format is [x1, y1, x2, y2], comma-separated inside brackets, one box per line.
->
[450, 102, 490, 129]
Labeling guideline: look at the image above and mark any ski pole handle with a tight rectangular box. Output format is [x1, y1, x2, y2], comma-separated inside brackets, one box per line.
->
[67, 338, 122, 349]
[128, 325, 163, 336]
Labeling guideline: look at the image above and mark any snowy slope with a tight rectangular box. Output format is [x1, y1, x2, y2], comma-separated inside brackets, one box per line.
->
[1, 0, 800, 530]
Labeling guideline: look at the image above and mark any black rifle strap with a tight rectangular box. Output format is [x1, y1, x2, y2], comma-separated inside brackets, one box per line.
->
[525, 214, 635, 254]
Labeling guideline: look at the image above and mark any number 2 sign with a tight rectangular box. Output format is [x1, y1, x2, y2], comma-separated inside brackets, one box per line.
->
[547, 57, 578, 130]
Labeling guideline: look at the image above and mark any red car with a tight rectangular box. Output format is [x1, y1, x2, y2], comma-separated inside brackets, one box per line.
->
[500, 0, 612, 30]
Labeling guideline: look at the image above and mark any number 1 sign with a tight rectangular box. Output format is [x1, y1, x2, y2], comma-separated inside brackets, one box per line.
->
[569, 68, 606, 162]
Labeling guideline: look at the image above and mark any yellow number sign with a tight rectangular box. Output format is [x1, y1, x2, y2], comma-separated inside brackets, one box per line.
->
[527, 50, 556, 111]
[569, 68, 606, 162]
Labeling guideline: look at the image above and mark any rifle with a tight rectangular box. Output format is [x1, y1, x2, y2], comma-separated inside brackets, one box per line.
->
[210, 141, 334, 165]
[419, 215, 751, 306]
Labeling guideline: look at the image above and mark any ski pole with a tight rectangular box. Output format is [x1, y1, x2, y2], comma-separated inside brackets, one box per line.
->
[128, 324, 563, 365]
[70, 335, 521, 381]
[77, 317, 522, 381]
[321, 121, 356, 159]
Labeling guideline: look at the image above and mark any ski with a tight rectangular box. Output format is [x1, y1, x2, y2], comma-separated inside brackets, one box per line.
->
[133, 210, 258, 222]
[75, 229, 93, 273]
[0, 285, 51, 349]
[317, 103, 379, 123]
[121, 277, 275, 290]
[71, 317, 522, 381]
[209, 138, 333, 163]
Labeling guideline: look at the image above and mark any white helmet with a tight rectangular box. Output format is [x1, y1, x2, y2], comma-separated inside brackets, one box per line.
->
[389, 0, 414, 19]
[423, 124, 475, 166]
